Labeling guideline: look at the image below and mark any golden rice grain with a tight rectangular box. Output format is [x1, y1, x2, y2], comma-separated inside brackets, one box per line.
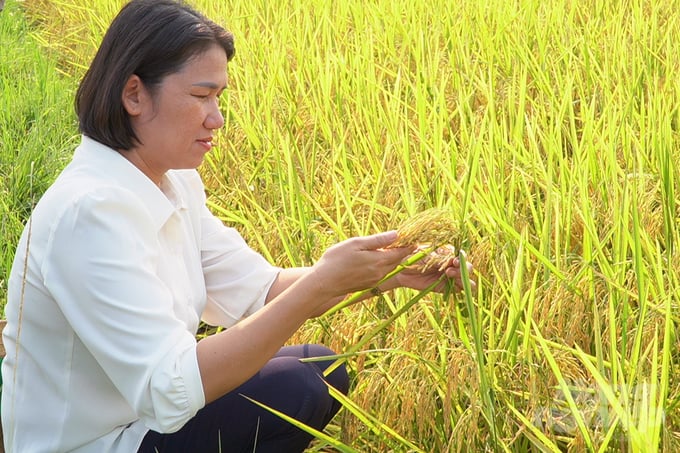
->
[389, 209, 464, 272]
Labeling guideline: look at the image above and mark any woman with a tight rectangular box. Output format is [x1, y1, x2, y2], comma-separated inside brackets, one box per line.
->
[1, 1, 474, 452]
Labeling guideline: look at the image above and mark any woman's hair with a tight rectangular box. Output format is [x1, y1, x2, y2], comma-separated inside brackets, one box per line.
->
[75, 0, 235, 151]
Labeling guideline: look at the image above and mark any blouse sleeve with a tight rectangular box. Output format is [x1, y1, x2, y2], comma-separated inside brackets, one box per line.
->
[169, 169, 281, 327]
[199, 204, 281, 327]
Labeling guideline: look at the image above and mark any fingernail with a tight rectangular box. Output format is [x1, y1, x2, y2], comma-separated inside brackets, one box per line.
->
[383, 230, 398, 240]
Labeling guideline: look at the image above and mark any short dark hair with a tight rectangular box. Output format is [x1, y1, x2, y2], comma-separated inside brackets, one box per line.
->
[75, 0, 235, 151]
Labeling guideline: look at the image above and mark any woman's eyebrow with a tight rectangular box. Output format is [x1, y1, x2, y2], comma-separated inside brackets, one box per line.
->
[192, 81, 226, 90]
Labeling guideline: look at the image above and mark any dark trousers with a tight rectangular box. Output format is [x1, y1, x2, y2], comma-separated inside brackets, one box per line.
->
[138, 344, 349, 453]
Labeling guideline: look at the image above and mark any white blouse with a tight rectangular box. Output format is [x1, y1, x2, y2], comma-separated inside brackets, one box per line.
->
[1, 136, 281, 452]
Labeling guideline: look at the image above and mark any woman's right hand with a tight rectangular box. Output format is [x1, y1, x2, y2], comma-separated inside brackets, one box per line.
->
[307, 231, 414, 307]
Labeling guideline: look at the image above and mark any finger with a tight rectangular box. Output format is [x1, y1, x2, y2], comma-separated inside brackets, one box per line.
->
[443, 263, 475, 290]
[444, 261, 473, 278]
[353, 230, 399, 251]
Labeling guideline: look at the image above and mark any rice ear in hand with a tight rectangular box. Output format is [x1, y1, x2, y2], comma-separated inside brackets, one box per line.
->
[388, 209, 465, 272]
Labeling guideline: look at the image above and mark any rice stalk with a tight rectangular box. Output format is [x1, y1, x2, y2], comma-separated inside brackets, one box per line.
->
[240, 395, 360, 453]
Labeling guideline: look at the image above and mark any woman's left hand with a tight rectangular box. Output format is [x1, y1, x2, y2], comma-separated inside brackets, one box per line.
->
[390, 253, 476, 294]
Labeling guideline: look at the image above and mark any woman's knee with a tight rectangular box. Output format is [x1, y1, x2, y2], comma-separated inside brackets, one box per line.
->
[275, 344, 350, 396]
[243, 356, 330, 428]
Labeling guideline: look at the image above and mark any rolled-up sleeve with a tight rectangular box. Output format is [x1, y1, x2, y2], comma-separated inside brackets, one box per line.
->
[144, 337, 204, 432]
[42, 188, 205, 433]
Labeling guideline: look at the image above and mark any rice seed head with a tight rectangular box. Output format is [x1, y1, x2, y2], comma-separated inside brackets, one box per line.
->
[390, 208, 460, 248]
[389, 209, 464, 272]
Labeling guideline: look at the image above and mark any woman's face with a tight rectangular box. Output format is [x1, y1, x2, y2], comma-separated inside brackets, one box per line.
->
[123, 44, 228, 184]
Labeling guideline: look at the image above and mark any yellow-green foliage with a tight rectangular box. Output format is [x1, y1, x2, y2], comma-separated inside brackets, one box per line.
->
[7, 0, 680, 451]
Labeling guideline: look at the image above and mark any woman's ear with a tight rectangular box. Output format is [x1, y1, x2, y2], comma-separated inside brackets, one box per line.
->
[121, 74, 147, 116]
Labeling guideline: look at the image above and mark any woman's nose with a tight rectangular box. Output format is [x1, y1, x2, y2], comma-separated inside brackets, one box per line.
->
[206, 100, 225, 129]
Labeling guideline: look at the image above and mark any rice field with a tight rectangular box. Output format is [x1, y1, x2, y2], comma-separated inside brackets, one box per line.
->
[1, 0, 679, 451]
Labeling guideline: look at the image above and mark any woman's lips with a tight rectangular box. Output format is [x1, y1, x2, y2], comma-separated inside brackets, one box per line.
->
[197, 138, 213, 151]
